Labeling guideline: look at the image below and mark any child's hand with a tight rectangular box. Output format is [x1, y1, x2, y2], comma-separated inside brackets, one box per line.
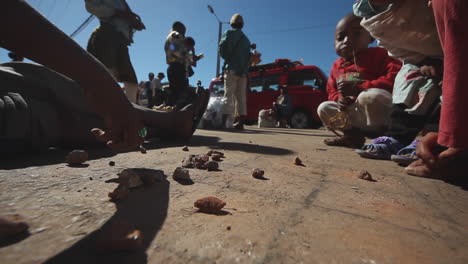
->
[338, 95, 353, 110]
[428, 1, 432, 8]
[419, 58, 443, 79]
[420, 65, 438, 78]
[337, 81, 360, 97]
[417, 132, 468, 169]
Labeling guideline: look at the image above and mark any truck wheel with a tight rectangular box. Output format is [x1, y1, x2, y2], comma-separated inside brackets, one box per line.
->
[309, 118, 323, 129]
[290, 110, 310, 129]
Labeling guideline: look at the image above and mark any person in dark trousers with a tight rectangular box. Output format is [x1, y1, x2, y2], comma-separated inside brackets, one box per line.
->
[164, 21, 192, 110]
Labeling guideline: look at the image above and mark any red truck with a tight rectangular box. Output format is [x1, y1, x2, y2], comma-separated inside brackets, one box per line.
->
[208, 59, 328, 128]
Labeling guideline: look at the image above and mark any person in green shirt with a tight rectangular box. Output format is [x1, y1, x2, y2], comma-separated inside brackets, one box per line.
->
[219, 13, 252, 130]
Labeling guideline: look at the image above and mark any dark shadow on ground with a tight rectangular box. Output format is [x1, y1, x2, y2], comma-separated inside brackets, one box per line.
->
[0, 147, 116, 170]
[200, 127, 333, 138]
[45, 171, 170, 264]
[152, 135, 295, 156]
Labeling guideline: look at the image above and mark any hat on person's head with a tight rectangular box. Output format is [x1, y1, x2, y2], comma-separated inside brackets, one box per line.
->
[230, 13, 244, 26]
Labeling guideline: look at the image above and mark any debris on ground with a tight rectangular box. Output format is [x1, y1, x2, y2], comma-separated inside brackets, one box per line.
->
[252, 168, 265, 179]
[182, 146, 189, 151]
[96, 222, 143, 251]
[173, 167, 191, 181]
[226, 226, 231, 231]
[205, 161, 219, 171]
[65, 150, 88, 165]
[294, 157, 303, 166]
[182, 156, 195, 168]
[118, 168, 166, 187]
[0, 214, 29, 241]
[207, 150, 225, 157]
[194, 197, 226, 214]
[358, 171, 374, 181]
[211, 154, 223, 161]
[139, 145, 147, 154]
[108, 161, 115, 166]
[182, 154, 217, 170]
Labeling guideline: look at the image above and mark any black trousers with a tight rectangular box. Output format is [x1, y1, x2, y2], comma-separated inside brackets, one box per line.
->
[385, 103, 440, 146]
[166, 62, 188, 106]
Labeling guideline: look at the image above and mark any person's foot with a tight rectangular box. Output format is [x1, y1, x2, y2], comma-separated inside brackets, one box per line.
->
[324, 134, 365, 149]
[405, 159, 434, 178]
[233, 122, 244, 130]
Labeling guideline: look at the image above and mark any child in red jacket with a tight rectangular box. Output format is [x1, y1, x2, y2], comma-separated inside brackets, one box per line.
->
[318, 13, 401, 148]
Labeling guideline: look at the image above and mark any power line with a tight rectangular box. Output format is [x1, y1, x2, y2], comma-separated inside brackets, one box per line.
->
[70, 14, 95, 39]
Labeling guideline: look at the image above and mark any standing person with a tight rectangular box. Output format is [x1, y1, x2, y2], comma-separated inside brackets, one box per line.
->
[85, 0, 145, 103]
[164, 21, 191, 110]
[151, 72, 165, 107]
[317, 14, 401, 148]
[219, 13, 252, 130]
[145, 72, 155, 108]
[408, 0, 468, 178]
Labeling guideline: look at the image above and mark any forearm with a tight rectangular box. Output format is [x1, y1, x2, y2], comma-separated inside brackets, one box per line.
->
[0, 0, 132, 118]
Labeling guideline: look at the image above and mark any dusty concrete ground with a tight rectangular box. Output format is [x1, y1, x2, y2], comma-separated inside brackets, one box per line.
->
[0, 127, 467, 264]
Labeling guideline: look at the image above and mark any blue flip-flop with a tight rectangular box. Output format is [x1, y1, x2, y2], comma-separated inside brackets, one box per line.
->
[391, 139, 419, 166]
[355, 136, 404, 160]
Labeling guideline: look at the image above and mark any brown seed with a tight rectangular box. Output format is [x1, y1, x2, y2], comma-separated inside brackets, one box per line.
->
[211, 154, 222, 161]
[194, 197, 226, 214]
[358, 171, 373, 181]
[173, 167, 191, 181]
[207, 150, 224, 157]
[182, 146, 189, 151]
[205, 161, 219, 171]
[226, 226, 231, 231]
[96, 222, 143, 251]
[65, 150, 88, 165]
[252, 168, 265, 179]
[294, 157, 302, 165]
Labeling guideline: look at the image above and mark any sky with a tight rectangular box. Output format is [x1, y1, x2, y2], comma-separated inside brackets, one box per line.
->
[1, 0, 356, 87]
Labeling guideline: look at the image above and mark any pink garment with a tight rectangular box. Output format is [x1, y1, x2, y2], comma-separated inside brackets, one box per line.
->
[432, 0, 468, 148]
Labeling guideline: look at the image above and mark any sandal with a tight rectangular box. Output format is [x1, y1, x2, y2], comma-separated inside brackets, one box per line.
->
[355, 136, 403, 160]
[390, 139, 419, 166]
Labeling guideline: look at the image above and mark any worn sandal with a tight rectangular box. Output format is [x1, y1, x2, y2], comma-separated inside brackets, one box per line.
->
[390, 139, 419, 166]
[355, 136, 403, 160]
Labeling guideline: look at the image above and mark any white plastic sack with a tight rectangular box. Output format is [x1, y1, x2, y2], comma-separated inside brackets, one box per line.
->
[258, 109, 276, 128]
[201, 96, 224, 129]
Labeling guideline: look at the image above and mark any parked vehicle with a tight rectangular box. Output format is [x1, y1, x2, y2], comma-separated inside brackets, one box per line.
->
[208, 59, 328, 128]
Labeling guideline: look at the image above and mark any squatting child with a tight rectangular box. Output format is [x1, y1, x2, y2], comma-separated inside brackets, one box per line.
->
[318, 13, 401, 148]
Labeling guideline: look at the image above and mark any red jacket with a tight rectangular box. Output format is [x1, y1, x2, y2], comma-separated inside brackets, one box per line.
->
[433, 0, 468, 148]
[326, 47, 402, 101]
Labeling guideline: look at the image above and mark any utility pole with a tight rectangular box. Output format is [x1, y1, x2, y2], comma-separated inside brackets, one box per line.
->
[208, 5, 228, 78]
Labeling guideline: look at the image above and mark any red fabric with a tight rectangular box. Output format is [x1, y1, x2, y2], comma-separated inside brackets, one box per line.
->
[326, 47, 401, 101]
[432, 0, 468, 148]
